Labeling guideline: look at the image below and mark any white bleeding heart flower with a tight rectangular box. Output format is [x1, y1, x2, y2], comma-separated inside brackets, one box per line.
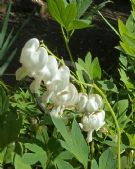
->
[20, 38, 48, 71]
[79, 110, 105, 143]
[42, 55, 59, 84]
[50, 65, 70, 93]
[42, 83, 78, 117]
[42, 65, 70, 102]
[52, 83, 78, 107]
[86, 94, 103, 113]
[76, 93, 88, 112]
[50, 106, 65, 117]
[30, 55, 59, 93]
[16, 38, 48, 81]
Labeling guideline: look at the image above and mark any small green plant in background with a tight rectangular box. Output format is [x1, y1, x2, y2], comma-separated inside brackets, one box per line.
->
[0, 2, 29, 76]
[0, 2, 16, 75]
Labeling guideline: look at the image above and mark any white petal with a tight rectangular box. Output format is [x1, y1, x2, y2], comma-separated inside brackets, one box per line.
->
[50, 106, 64, 117]
[49, 65, 70, 92]
[93, 94, 103, 108]
[95, 110, 105, 131]
[23, 38, 39, 50]
[81, 110, 105, 132]
[42, 90, 54, 103]
[20, 39, 48, 73]
[20, 38, 39, 66]
[86, 98, 99, 113]
[43, 55, 58, 84]
[52, 83, 78, 106]
[15, 66, 28, 80]
[36, 47, 48, 70]
[30, 78, 42, 93]
[86, 130, 93, 143]
[79, 123, 83, 129]
[88, 114, 100, 130]
[76, 93, 88, 112]
[81, 115, 90, 131]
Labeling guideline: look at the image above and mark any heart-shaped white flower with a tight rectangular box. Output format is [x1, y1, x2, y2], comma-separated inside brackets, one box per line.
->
[52, 83, 78, 106]
[16, 38, 48, 81]
[79, 110, 105, 143]
[42, 65, 70, 102]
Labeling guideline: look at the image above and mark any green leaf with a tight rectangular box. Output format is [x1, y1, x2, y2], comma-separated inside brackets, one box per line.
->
[54, 159, 74, 169]
[85, 52, 92, 68]
[48, 0, 77, 30]
[75, 63, 85, 83]
[52, 117, 88, 168]
[51, 117, 72, 144]
[14, 154, 32, 169]
[0, 29, 14, 60]
[119, 69, 134, 89]
[76, 52, 101, 81]
[68, 19, 91, 31]
[64, 2, 77, 29]
[0, 86, 9, 115]
[36, 125, 49, 145]
[0, 49, 17, 76]
[119, 53, 128, 69]
[0, 110, 22, 149]
[118, 19, 128, 36]
[54, 150, 74, 169]
[48, 0, 65, 26]
[113, 99, 129, 128]
[99, 148, 117, 169]
[91, 57, 101, 80]
[126, 133, 135, 148]
[70, 119, 88, 168]
[23, 143, 47, 168]
[113, 99, 128, 116]
[76, 0, 93, 18]
[0, 2, 12, 48]
[91, 159, 99, 169]
[24, 143, 44, 153]
[126, 15, 135, 33]
[48, 137, 62, 154]
[56, 151, 74, 160]
[97, 80, 118, 93]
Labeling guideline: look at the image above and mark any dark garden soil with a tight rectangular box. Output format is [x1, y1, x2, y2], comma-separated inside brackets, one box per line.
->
[0, 0, 131, 85]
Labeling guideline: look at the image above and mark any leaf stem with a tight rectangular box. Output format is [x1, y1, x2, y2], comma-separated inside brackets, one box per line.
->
[98, 11, 119, 36]
[61, 26, 75, 66]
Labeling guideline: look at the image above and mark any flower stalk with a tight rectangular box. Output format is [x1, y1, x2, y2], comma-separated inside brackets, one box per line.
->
[93, 83, 121, 169]
[61, 26, 74, 66]
[72, 76, 121, 169]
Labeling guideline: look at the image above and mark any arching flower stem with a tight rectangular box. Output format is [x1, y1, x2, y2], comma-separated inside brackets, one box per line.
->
[40, 42, 65, 65]
[72, 76, 121, 169]
[93, 83, 121, 169]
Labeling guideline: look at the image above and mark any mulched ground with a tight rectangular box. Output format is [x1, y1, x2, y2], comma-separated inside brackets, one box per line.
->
[0, 0, 130, 85]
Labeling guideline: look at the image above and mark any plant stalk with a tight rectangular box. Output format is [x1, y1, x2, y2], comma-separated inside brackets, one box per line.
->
[61, 26, 74, 66]
[93, 83, 121, 169]
[71, 76, 121, 169]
